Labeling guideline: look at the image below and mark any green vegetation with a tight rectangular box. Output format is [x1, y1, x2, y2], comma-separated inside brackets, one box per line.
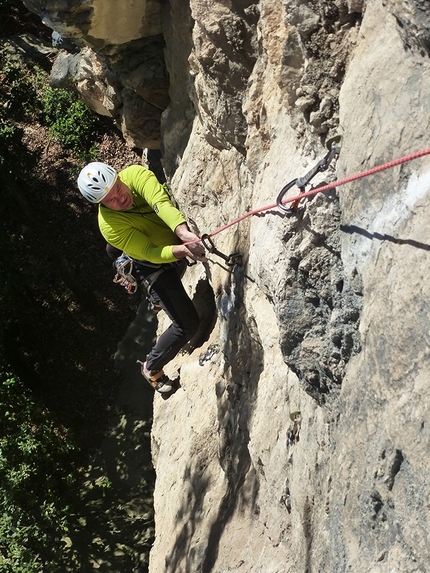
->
[0, 4, 154, 571]
[0, 372, 78, 573]
[0, 62, 38, 179]
[1, 63, 39, 118]
[41, 86, 99, 159]
[0, 120, 21, 167]
[0, 60, 101, 161]
[0, 19, 104, 573]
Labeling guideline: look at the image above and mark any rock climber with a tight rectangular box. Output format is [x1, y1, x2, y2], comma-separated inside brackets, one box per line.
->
[77, 161, 206, 394]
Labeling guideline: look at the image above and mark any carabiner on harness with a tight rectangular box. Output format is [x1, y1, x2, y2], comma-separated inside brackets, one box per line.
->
[201, 234, 242, 266]
[277, 135, 342, 215]
[113, 254, 138, 294]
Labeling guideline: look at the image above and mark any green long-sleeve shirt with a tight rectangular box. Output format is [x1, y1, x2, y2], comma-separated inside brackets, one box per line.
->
[98, 165, 187, 263]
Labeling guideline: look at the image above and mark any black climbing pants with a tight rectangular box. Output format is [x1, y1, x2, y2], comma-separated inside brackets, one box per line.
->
[106, 244, 200, 373]
[136, 261, 200, 373]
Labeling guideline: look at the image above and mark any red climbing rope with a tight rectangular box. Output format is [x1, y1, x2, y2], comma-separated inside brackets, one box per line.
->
[207, 146, 430, 239]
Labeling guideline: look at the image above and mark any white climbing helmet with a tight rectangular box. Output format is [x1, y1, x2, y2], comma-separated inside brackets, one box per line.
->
[77, 162, 117, 203]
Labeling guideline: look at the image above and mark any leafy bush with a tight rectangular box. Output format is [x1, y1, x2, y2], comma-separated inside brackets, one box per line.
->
[0, 372, 79, 572]
[0, 60, 100, 161]
[41, 85, 100, 158]
[0, 63, 40, 120]
[0, 121, 19, 167]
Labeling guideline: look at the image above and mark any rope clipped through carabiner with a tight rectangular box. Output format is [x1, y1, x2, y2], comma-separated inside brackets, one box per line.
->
[201, 234, 242, 266]
[276, 135, 342, 215]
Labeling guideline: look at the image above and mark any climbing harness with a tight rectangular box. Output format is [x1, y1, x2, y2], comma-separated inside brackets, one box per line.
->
[276, 135, 342, 215]
[140, 268, 166, 294]
[201, 234, 242, 266]
[113, 252, 168, 298]
[112, 253, 188, 315]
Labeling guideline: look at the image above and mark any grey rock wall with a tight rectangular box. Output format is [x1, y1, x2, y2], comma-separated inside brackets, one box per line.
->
[150, 1, 430, 572]
[24, 0, 430, 571]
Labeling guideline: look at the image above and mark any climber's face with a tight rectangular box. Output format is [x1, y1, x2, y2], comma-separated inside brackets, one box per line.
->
[101, 178, 133, 210]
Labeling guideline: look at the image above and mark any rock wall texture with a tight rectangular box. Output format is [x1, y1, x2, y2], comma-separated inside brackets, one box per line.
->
[28, 0, 430, 571]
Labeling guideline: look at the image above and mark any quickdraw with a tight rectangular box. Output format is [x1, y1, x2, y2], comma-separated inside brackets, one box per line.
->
[276, 135, 342, 215]
[113, 254, 138, 294]
[201, 234, 242, 266]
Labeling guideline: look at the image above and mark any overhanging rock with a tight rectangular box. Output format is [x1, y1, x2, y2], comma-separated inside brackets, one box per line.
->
[22, 0, 169, 149]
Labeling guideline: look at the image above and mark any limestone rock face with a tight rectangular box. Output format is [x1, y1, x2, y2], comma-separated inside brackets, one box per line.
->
[150, 1, 430, 572]
[26, 0, 430, 571]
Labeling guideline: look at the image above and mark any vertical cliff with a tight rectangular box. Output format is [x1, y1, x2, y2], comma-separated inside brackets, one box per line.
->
[23, 0, 430, 571]
[152, 1, 430, 571]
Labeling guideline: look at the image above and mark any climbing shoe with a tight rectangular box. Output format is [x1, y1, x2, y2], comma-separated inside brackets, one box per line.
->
[147, 298, 162, 314]
[137, 360, 173, 393]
